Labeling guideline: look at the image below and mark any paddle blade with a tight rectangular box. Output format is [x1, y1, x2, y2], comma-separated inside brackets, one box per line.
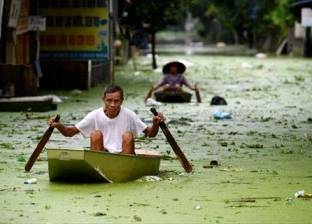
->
[144, 86, 154, 102]
[25, 115, 60, 172]
[150, 108, 192, 173]
[195, 85, 202, 103]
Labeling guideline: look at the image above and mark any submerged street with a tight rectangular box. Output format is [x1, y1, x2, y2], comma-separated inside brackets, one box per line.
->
[1, 55, 312, 223]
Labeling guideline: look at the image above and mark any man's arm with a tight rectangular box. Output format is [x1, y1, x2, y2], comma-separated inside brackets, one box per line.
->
[144, 123, 159, 138]
[144, 113, 165, 137]
[49, 117, 80, 137]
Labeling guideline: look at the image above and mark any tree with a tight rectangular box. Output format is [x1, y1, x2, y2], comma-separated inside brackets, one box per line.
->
[190, 0, 295, 51]
[119, 0, 189, 69]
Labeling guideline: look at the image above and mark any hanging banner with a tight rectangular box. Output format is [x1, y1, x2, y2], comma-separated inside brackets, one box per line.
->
[39, 0, 108, 60]
[16, 16, 46, 35]
[29, 16, 46, 31]
[15, 0, 33, 35]
[8, 0, 22, 28]
[302, 8, 312, 27]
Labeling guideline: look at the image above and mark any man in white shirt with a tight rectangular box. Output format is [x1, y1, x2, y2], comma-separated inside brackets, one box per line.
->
[49, 85, 164, 154]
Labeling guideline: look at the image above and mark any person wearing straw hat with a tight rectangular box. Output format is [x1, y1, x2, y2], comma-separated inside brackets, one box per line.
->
[144, 61, 198, 101]
[157, 61, 196, 91]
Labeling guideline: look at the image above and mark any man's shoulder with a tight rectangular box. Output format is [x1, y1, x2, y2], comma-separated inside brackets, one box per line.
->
[121, 107, 139, 118]
[121, 106, 135, 114]
[91, 107, 103, 113]
[85, 107, 103, 117]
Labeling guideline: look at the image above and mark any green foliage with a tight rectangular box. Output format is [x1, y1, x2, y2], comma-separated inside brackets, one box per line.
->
[189, 0, 295, 48]
[119, 0, 190, 68]
[263, 0, 295, 36]
[121, 0, 189, 32]
[119, 0, 295, 52]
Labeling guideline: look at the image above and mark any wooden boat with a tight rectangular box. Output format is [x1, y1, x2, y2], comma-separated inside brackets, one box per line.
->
[154, 91, 192, 103]
[0, 95, 60, 112]
[47, 148, 161, 183]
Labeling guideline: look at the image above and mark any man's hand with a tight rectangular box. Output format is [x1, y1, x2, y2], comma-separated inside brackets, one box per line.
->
[152, 112, 165, 126]
[48, 116, 60, 128]
[145, 112, 165, 138]
[48, 116, 79, 137]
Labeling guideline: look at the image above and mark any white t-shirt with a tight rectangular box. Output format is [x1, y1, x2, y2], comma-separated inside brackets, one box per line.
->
[75, 107, 147, 153]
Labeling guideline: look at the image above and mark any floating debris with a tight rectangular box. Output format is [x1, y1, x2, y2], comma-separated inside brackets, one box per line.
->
[213, 111, 232, 120]
[255, 53, 267, 59]
[194, 205, 202, 210]
[133, 215, 142, 221]
[17, 154, 26, 162]
[94, 212, 107, 216]
[210, 160, 220, 166]
[220, 142, 228, 147]
[145, 98, 162, 106]
[241, 143, 264, 149]
[138, 176, 161, 182]
[160, 209, 167, 215]
[294, 190, 312, 199]
[24, 178, 37, 184]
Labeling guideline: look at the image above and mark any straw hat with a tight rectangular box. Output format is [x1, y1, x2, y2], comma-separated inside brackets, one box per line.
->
[162, 61, 186, 74]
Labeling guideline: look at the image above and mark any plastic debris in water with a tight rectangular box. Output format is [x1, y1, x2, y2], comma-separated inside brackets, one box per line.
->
[213, 111, 232, 120]
[294, 190, 305, 198]
[255, 53, 267, 59]
[145, 98, 162, 106]
[294, 190, 312, 198]
[241, 62, 253, 69]
[195, 205, 202, 210]
[140, 176, 161, 182]
[24, 178, 37, 184]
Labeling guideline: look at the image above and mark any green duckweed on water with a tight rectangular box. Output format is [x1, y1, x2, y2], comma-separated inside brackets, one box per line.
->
[0, 55, 312, 223]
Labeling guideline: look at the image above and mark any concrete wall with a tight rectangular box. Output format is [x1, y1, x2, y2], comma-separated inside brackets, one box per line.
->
[39, 60, 110, 90]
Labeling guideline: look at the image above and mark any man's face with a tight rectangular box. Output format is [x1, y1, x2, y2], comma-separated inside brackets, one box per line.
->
[103, 91, 123, 118]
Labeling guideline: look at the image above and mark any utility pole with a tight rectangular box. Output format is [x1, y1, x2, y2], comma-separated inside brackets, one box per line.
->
[304, 27, 312, 57]
[109, 0, 114, 84]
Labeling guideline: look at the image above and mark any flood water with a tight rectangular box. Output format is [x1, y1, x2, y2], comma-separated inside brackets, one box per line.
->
[0, 55, 312, 223]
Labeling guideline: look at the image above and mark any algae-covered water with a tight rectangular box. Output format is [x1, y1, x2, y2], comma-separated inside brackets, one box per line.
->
[0, 55, 312, 223]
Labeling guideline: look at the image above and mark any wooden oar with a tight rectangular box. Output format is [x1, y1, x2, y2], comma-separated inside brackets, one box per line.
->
[195, 84, 202, 103]
[25, 115, 60, 172]
[144, 86, 154, 102]
[150, 108, 192, 173]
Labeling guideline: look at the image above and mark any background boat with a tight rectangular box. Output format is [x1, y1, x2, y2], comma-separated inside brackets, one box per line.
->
[154, 91, 192, 103]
